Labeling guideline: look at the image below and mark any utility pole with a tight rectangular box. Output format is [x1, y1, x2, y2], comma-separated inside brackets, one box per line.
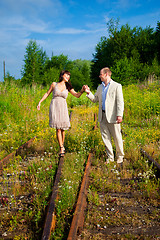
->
[3, 61, 5, 80]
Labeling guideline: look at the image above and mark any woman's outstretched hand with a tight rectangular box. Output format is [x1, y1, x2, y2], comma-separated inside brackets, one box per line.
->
[37, 103, 41, 110]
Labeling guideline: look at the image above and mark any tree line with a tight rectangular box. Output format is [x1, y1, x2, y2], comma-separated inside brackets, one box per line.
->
[4, 19, 160, 89]
[91, 19, 160, 87]
[20, 40, 92, 91]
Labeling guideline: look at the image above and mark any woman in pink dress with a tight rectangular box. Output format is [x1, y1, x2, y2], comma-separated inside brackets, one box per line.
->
[37, 70, 85, 156]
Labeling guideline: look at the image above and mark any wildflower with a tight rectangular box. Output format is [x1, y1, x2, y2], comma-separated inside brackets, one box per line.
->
[2, 232, 7, 237]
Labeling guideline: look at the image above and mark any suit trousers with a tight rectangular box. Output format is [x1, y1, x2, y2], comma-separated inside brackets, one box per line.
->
[100, 112, 124, 160]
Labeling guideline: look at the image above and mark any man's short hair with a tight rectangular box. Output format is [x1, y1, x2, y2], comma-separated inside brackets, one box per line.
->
[102, 67, 112, 77]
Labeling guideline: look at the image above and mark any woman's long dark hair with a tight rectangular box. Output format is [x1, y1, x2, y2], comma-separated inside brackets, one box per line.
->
[59, 70, 73, 91]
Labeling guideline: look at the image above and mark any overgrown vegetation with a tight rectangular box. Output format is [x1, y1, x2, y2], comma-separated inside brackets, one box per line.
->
[0, 80, 159, 162]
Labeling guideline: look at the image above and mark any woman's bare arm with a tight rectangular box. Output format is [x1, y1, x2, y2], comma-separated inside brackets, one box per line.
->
[69, 85, 86, 98]
[37, 82, 56, 110]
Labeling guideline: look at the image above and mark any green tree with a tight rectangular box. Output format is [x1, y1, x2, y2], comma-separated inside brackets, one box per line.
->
[45, 54, 73, 71]
[21, 40, 48, 86]
[43, 67, 60, 85]
[155, 21, 160, 63]
[43, 55, 92, 90]
[111, 57, 144, 85]
[71, 59, 92, 90]
[91, 19, 159, 88]
[43, 54, 74, 86]
[132, 26, 155, 65]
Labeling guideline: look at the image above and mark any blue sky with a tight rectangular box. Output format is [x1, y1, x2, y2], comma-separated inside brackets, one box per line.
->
[0, 0, 160, 81]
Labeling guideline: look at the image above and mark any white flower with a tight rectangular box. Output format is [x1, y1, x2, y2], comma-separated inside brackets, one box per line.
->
[2, 232, 7, 237]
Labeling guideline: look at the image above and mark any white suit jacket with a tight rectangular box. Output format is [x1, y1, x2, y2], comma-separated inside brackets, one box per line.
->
[87, 80, 124, 123]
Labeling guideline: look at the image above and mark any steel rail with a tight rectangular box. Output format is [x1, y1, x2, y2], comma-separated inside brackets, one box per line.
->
[140, 148, 160, 173]
[0, 137, 35, 170]
[67, 153, 92, 240]
[41, 156, 64, 240]
[67, 112, 97, 239]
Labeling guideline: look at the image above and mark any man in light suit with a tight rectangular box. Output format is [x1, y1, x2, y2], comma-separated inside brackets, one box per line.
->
[85, 67, 124, 164]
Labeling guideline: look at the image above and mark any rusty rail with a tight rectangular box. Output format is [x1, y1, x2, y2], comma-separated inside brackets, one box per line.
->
[67, 153, 92, 240]
[0, 137, 35, 170]
[42, 156, 64, 240]
[140, 148, 160, 173]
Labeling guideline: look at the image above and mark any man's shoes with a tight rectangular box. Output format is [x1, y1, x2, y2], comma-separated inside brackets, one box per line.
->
[105, 158, 114, 164]
[117, 156, 123, 164]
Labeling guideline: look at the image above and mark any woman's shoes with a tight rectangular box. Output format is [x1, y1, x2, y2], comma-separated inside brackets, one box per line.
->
[59, 145, 65, 157]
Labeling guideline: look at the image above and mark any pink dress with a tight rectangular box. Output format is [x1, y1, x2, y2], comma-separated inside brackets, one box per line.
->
[49, 83, 70, 130]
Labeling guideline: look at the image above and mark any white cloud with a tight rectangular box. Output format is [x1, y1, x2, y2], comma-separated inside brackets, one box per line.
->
[54, 28, 87, 34]
[53, 18, 108, 35]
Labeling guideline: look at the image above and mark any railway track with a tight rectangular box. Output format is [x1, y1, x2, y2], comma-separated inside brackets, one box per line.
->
[76, 156, 160, 239]
[0, 116, 160, 239]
